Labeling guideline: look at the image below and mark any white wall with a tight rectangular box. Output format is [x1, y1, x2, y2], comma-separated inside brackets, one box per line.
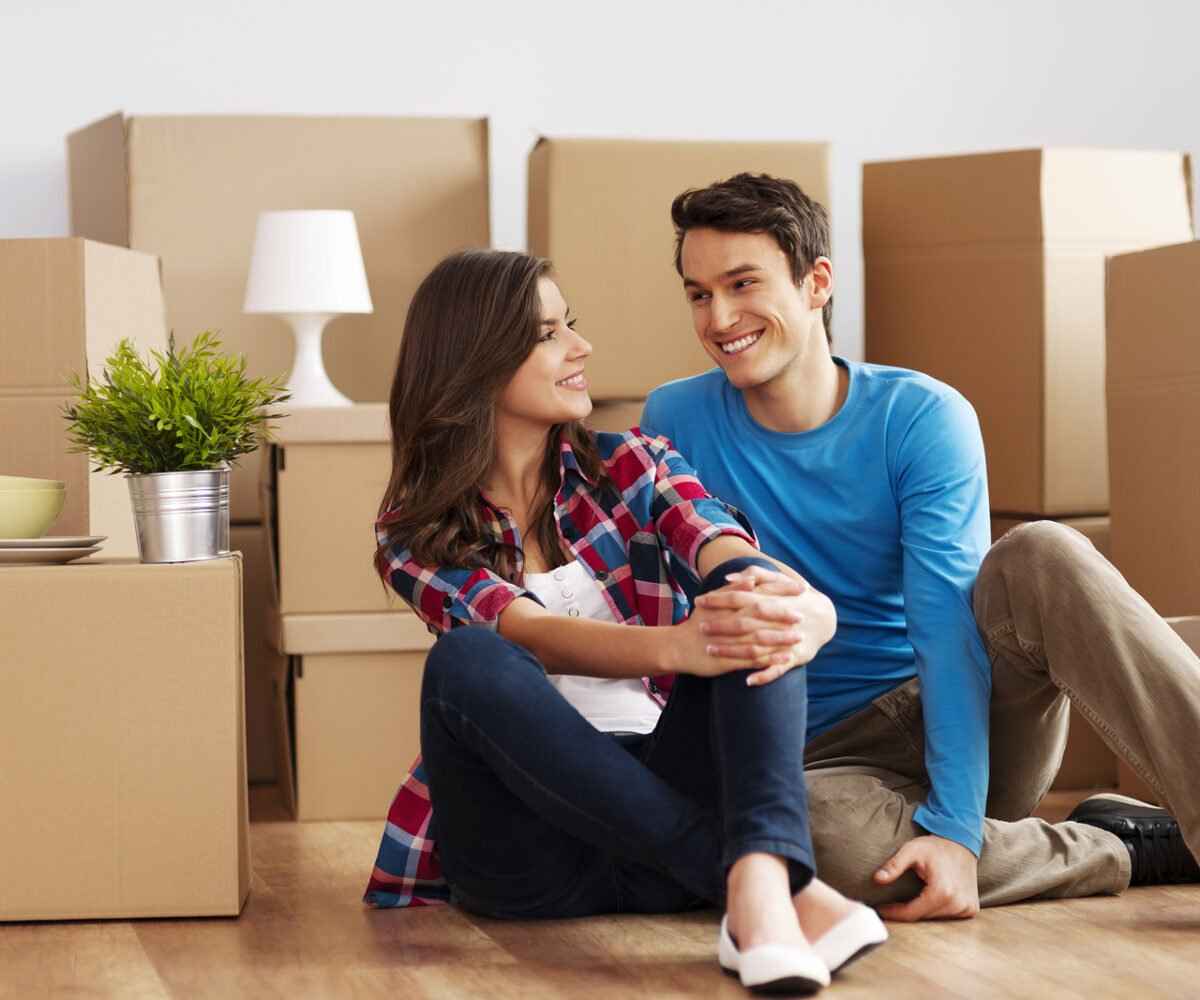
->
[3, 0, 1198, 362]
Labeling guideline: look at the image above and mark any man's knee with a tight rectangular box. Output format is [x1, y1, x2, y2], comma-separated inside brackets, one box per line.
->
[807, 772, 925, 906]
[975, 519, 1092, 619]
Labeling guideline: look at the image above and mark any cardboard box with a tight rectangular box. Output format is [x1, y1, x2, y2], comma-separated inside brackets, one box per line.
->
[864, 149, 1193, 515]
[529, 137, 829, 399]
[231, 524, 288, 784]
[0, 556, 250, 920]
[265, 404, 403, 614]
[1107, 240, 1200, 617]
[1115, 616, 1200, 805]
[272, 611, 432, 821]
[68, 112, 491, 521]
[586, 399, 647, 435]
[0, 238, 168, 556]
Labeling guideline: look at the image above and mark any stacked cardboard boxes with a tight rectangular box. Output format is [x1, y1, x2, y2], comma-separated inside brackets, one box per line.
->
[67, 112, 491, 784]
[0, 556, 250, 920]
[866, 149, 1194, 791]
[864, 148, 1193, 517]
[0, 238, 168, 557]
[263, 405, 430, 820]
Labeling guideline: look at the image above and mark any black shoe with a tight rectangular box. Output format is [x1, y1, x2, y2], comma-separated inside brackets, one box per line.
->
[1067, 792, 1200, 886]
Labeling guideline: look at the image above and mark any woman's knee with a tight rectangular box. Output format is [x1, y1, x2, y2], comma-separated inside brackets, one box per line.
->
[422, 626, 540, 707]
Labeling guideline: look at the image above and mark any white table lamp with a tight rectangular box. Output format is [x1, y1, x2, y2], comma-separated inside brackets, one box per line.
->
[243, 210, 373, 407]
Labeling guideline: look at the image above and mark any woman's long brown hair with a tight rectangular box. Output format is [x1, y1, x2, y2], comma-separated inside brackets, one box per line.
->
[376, 249, 609, 584]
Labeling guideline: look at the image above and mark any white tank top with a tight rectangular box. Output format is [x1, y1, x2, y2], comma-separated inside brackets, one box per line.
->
[523, 559, 662, 734]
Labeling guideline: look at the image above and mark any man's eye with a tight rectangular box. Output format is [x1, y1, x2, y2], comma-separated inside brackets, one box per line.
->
[734, 279, 756, 289]
[689, 292, 710, 303]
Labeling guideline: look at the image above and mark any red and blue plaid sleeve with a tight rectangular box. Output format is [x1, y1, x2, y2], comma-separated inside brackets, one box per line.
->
[607, 431, 758, 580]
[375, 526, 534, 634]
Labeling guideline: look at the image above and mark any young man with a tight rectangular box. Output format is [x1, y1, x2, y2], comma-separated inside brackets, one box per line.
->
[640, 173, 1200, 921]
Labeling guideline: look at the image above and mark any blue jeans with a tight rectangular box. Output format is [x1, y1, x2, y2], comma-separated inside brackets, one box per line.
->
[419, 557, 814, 919]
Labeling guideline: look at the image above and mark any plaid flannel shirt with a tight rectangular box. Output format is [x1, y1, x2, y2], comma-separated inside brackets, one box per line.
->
[363, 428, 757, 908]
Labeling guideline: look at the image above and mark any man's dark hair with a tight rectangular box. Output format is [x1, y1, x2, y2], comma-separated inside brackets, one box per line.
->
[671, 173, 832, 343]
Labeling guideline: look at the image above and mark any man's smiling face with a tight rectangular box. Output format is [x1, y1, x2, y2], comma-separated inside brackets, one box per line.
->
[680, 228, 824, 391]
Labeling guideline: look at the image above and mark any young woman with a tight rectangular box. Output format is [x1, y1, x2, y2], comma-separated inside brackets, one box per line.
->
[364, 249, 887, 993]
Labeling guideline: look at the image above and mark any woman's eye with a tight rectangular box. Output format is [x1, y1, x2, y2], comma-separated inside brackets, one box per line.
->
[539, 330, 557, 343]
[566, 319, 577, 330]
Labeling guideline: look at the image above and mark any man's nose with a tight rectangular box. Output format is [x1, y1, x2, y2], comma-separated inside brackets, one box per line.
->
[710, 293, 739, 335]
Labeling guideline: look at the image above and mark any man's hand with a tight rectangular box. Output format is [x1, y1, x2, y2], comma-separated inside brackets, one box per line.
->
[693, 566, 837, 685]
[874, 835, 980, 921]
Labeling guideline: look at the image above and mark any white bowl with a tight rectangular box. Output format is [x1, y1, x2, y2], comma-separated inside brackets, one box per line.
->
[0, 475, 66, 491]
[0, 488, 67, 538]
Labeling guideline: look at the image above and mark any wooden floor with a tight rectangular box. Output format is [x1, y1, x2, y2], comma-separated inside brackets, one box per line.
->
[3, 789, 1198, 999]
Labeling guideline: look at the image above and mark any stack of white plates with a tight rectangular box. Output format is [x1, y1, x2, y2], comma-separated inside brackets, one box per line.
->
[0, 535, 106, 565]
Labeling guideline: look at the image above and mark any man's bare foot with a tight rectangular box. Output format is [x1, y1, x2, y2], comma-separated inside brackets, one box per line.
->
[726, 853, 811, 952]
[793, 877, 859, 941]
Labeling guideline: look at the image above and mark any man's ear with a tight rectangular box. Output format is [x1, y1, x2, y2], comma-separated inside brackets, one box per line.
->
[808, 256, 834, 308]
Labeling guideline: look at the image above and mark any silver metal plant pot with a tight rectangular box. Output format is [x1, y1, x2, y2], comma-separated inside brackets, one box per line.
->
[126, 467, 230, 563]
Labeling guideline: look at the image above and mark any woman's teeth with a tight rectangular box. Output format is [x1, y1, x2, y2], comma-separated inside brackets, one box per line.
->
[720, 332, 762, 355]
[557, 373, 586, 389]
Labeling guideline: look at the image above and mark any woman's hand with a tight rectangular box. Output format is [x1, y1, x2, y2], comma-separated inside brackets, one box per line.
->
[667, 588, 803, 679]
[691, 566, 837, 685]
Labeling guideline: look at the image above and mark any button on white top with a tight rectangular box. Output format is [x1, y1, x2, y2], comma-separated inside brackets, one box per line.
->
[524, 559, 660, 734]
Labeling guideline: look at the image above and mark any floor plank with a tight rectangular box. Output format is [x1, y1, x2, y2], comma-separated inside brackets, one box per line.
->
[2, 786, 1196, 999]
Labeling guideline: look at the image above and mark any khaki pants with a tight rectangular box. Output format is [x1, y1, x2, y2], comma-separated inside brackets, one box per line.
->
[803, 520, 1200, 906]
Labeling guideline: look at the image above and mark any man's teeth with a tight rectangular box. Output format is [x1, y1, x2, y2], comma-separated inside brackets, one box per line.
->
[720, 332, 762, 355]
[557, 373, 585, 387]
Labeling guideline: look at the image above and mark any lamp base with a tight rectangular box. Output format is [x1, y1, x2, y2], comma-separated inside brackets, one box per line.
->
[283, 314, 353, 407]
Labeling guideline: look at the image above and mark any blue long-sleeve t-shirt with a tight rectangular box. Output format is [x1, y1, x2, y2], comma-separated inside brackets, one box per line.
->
[641, 358, 992, 855]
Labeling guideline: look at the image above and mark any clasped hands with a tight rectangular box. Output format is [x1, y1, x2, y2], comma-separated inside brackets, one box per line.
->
[678, 565, 837, 685]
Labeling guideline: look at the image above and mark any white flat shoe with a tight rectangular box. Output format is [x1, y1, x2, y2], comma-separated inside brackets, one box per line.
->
[718, 916, 830, 995]
[811, 904, 889, 975]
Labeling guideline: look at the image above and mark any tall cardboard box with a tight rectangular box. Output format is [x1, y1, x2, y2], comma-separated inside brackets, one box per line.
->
[68, 113, 491, 521]
[0, 556, 250, 920]
[990, 515, 1116, 790]
[864, 149, 1193, 515]
[265, 404, 401, 614]
[1107, 240, 1200, 617]
[0, 238, 168, 557]
[271, 611, 433, 820]
[529, 137, 830, 399]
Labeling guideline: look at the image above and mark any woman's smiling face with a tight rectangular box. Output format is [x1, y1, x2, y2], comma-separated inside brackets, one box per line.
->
[496, 276, 594, 428]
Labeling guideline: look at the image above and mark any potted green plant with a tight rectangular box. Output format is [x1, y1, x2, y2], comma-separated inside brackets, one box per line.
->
[64, 332, 289, 563]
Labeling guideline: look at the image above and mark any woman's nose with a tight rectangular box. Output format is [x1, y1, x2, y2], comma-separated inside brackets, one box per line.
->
[569, 330, 593, 359]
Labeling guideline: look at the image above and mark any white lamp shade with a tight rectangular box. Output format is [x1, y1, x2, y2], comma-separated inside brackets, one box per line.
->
[243, 210, 373, 314]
